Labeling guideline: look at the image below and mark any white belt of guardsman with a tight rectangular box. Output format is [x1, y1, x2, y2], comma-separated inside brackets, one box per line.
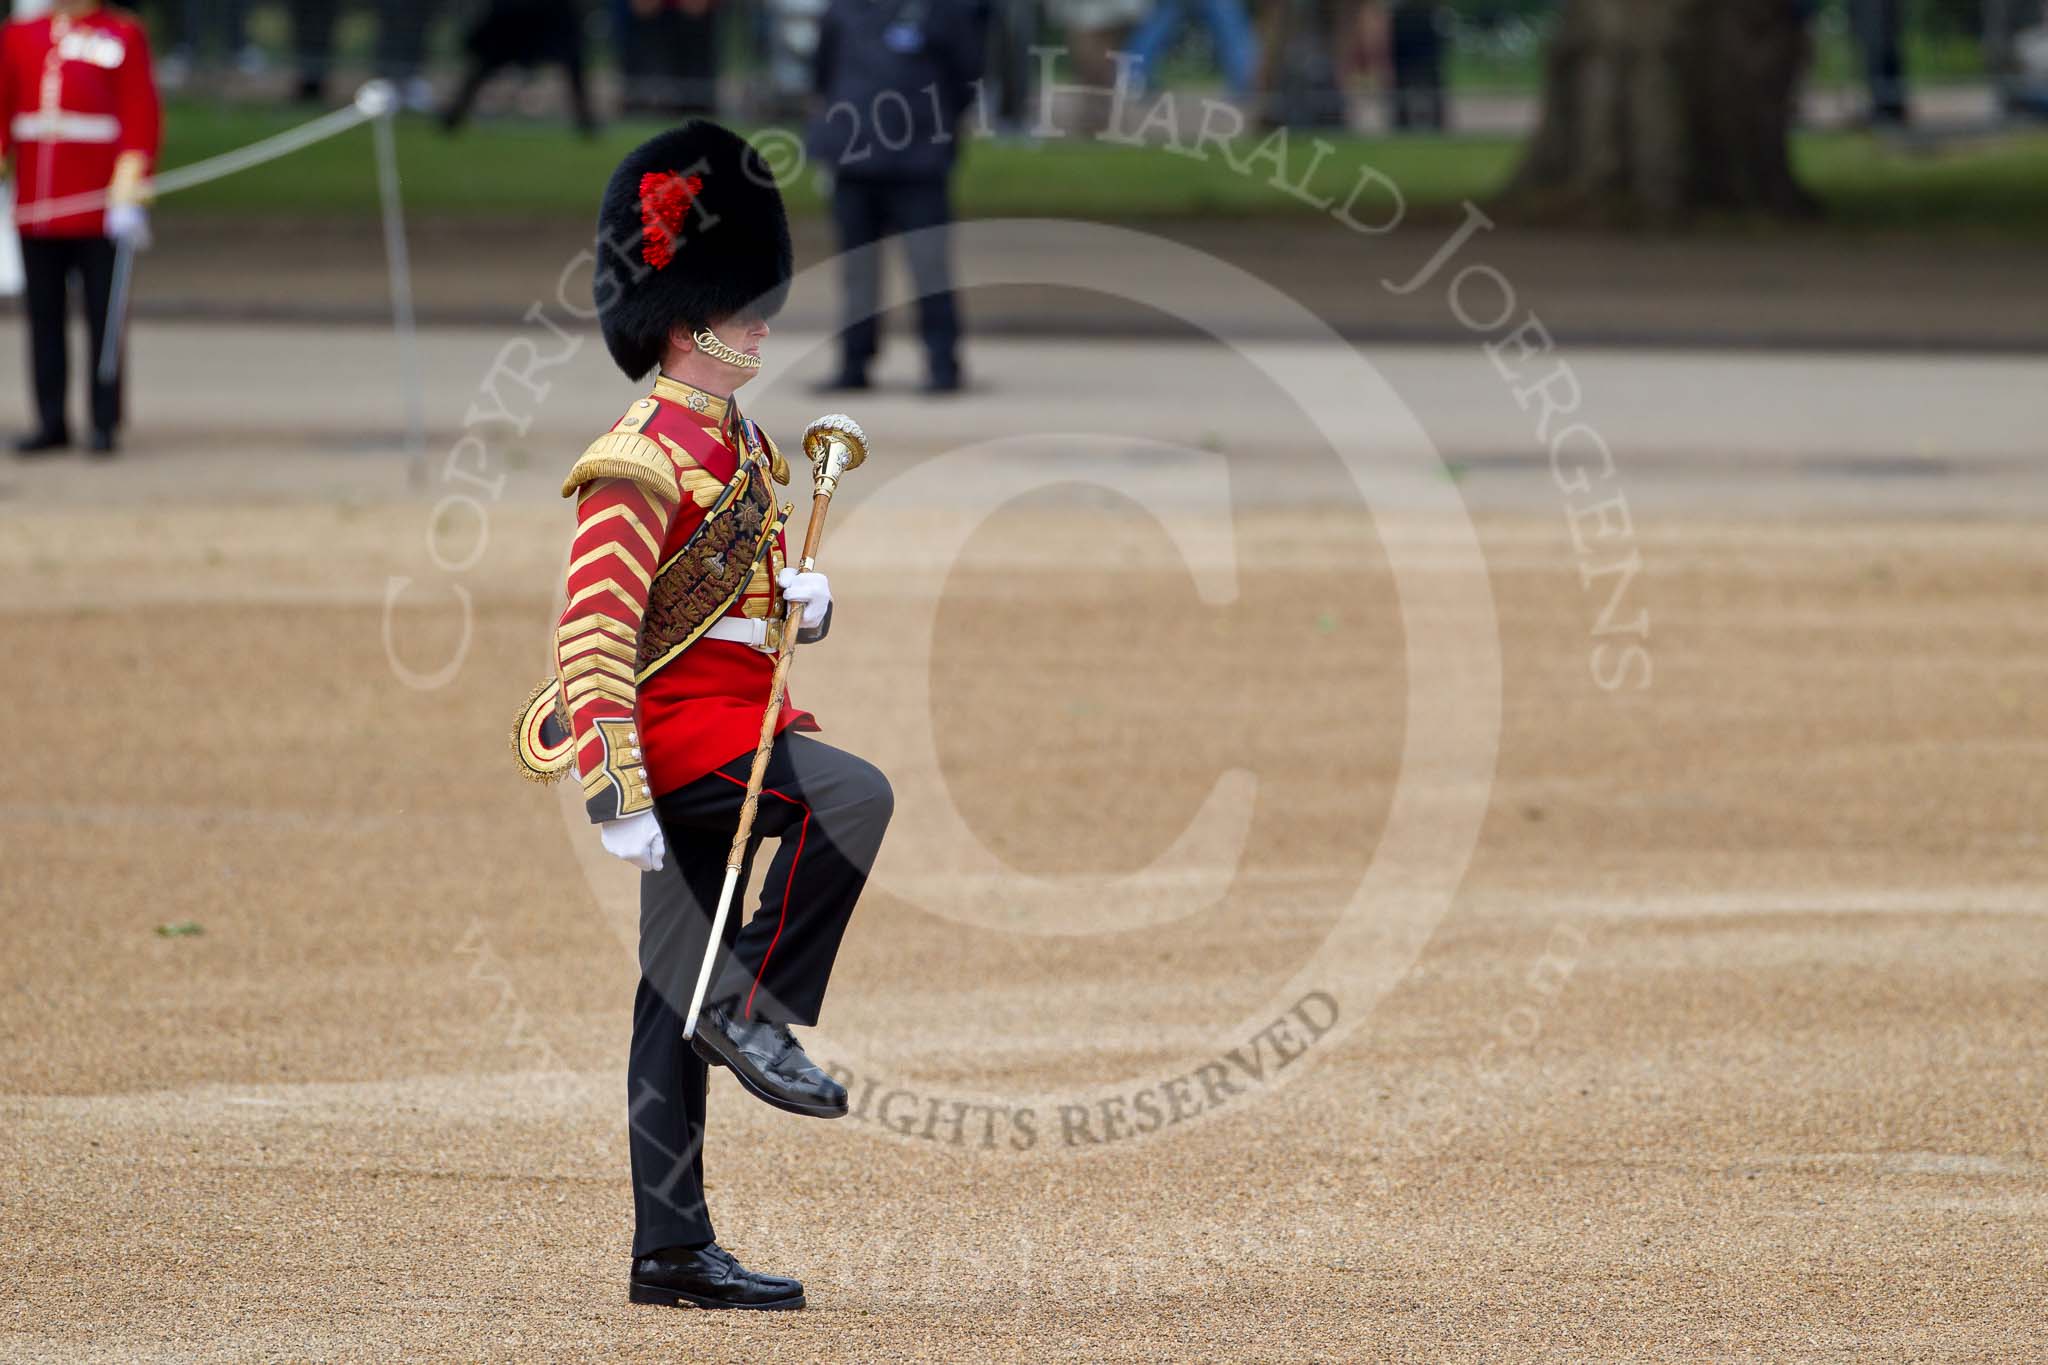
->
[700, 616, 784, 653]
[11, 112, 121, 143]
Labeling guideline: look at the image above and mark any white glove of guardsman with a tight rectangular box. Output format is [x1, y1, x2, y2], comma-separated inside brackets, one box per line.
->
[105, 203, 152, 251]
[777, 568, 831, 630]
[601, 809, 666, 872]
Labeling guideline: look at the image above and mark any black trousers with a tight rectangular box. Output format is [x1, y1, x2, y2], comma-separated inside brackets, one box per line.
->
[291, 0, 436, 83]
[830, 175, 961, 384]
[20, 235, 121, 440]
[444, 53, 595, 136]
[445, 0, 595, 135]
[618, 7, 720, 115]
[289, 0, 338, 82]
[163, 0, 250, 59]
[1850, 0, 1908, 123]
[627, 732, 892, 1254]
[1389, 5, 1446, 132]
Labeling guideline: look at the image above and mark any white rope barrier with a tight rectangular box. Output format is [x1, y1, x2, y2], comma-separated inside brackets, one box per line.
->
[13, 81, 392, 227]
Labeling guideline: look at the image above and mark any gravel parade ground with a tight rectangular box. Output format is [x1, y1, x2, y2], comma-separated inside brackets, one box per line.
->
[2, 320, 2042, 1361]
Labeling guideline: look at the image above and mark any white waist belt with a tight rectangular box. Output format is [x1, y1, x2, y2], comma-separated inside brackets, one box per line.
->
[11, 111, 120, 144]
[700, 616, 783, 652]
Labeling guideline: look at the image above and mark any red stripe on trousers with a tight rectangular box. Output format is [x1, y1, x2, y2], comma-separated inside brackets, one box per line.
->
[711, 769, 811, 1020]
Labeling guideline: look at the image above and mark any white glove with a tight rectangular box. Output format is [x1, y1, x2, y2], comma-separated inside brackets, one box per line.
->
[777, 568, 831, 630]
[105, 203, 151, 250]
[599, 809, 666, 872]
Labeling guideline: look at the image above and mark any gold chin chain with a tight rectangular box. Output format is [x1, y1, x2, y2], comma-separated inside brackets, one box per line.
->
[693, 327, 763, 370]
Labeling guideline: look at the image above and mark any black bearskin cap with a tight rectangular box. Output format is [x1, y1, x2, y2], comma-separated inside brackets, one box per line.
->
[594, 121, 793, 379]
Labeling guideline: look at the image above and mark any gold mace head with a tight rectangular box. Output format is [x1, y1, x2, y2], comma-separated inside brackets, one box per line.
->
[801, 413, 868, 497]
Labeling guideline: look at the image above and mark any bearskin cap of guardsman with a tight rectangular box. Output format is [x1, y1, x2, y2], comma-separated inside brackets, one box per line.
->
[594, 121, 794, 379]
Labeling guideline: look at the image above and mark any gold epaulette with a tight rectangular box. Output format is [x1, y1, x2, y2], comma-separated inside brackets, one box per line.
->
[561, 398, 680, 502]
[561, 430, 680, 503]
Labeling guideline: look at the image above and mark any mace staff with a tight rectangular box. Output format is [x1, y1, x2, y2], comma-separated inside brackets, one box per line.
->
[681, 413, 869, 1039]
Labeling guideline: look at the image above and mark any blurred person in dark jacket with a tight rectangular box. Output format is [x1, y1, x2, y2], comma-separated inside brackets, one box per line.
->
[153, 0, 256, 88]
[808, 0, 987, 394]
[289, 0, 439, 108]
[613, 0, 720, 115]
[442, 0, 596, 135]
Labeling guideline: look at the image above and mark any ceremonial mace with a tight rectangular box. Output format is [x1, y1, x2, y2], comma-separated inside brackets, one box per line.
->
[680, 413, 868, 1039]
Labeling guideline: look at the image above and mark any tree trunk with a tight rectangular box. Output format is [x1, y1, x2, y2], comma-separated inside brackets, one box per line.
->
[1504, 0, 1816, 227]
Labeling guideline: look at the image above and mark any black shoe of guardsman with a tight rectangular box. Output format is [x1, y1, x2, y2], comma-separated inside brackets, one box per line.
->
[13, 430, 68, 456]
[691, 1004, 849, 1119]
[629, 1243, 805, 1311]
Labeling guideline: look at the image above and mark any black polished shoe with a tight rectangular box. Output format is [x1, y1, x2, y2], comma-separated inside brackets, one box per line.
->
[691, 1004, 848, 1119]
[88, 430, 117, 457]
[629, 1243, 805, 1311]
[811, 371, 870, 395]
[923, 370, 964, 396]
[13, 430, 69, 456]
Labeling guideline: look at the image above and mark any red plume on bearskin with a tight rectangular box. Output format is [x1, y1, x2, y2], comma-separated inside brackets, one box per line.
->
[637, 172, 702, 271]
[594, 122, 793, 379]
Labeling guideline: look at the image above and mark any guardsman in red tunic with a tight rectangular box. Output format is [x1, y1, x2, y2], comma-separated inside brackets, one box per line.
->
[512, 122, 891, 1312]
[0, 0, 160, 456]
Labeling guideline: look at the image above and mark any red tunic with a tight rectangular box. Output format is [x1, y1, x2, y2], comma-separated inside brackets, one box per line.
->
[555, 375, 816, 823]
[635, 390, 818, 796]
[0, 6, 161, 238]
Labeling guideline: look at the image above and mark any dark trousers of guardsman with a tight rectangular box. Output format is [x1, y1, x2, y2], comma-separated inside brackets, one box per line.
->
[20, 235, 121, 440]
[627, 731, 892, 1254]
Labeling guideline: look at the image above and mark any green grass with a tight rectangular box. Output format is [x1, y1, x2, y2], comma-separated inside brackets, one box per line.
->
[151, 101, 2048, 240]
[1443, 35, 1994, 95]
[947, 131, 1516, 218]
[1793, 130, 2048, 236]
[153, 101, 1520, 220]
